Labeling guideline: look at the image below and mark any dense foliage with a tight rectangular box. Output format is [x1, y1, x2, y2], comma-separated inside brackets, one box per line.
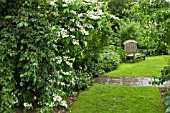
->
[152, 31, 170, 113]
[0, 0, 116, 112]
[85, 46, 121, 76]
[127, 0, 170, 55]
[108, 0, 136, 18]
[108, 0, 170, 56]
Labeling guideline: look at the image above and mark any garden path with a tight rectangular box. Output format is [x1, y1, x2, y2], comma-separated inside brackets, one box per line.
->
[93, 76, 170, 87]
[93, 76, 170, 98]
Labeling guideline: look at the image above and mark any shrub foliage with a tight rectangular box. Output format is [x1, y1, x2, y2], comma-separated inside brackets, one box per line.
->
[0, 0, 115, 112]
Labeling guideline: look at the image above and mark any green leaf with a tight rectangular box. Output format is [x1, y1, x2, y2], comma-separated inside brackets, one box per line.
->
[17, 22, 28, 27]
[74, 46, 79, 51]
[2, 87, 13, 92]
[166, 107, 170, 113]
[66, 38, 70, 44]
[65, 76, 71, 82]
[164, 96, 170, 106]
[5, 16, 13, 19]
[17, 22, 24, 27]
[24, 22, 28, 27]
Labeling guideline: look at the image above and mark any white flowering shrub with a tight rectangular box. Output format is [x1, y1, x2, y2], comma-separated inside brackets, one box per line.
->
[0, 0, 116, 112]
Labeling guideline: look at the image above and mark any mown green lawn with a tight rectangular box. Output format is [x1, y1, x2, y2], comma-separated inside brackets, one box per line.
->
[69, 84, 164, 113]
[105, 55, 168, 77]
[69, 55, 167, 113]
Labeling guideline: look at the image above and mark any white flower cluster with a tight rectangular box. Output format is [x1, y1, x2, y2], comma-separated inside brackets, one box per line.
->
[63, 56, 75, 68]
[49, 1, 55, 6]
[11, 92, 18, 104]
[82, 0, 97, 5]
[23, 102, 32, 108]
[70, 35, 75, 38]
[46, 75, 56, 84]
[56, 56, 62, 64]
[45, 102, 55, 107]
[71, 78, 75, 85]
[62, 0, 76, 4]
[110, 15, 120, 20]
[75, 21, 90, 36]
[60, 82, 65, 86]
[60, 100, 68, 108]
[80, 28, 89, 35]
[42, 94, 67, 108]
[57, 73, 62, 79]
[83, 41, 87, 47]
[53, 95, 62, 102]
[70, 10, 77, 15]
[61, 70, 72, 75]
[63, 55, 68, 61]
[84, 0, 97, 2]
[72, 39, 79, 45]
[62, 4, 68, 7]
[48, 79, 56, 83]
[49, 0, 58, 6]
[84, 23, 94, 29]
[65, 61, 73, 67]
[86, 10, 103, 20]
[58, 28, 69, 38]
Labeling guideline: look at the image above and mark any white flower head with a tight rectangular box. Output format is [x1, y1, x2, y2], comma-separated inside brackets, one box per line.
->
[72, 39, 79, 45]
[83, 41, 87, 47]
[60, 70, 72, 76]
[61, 82, 65, 86]
[90, 15, 100, 20]
[63, 0, 76, 4]
[80, 29, 89, 35]
[86, 10, 102, 20]
[70, 10, 77, 15]
[82, 2, 91, 6]
[84, 24, 94, 29]
[78, 13, 84, 18]
[97, 10, 104, 15]
[51, 26, 55, 30]
[65, 61, 73, 67]
[60, 100, 68, 108]
[84, 0, 97, 3]
[110, 15, 119, 20]
[53, 95, 62, 102]
[23, 103, 32, 108]
[56, 56, 62, 64]
[70, 35, 75, 38]
[49, 1, 55, 6]
[49, 102, 55, 107]
[71, 78, 75, 83]
[69, 27, 75, 32]
[62, 4, 68, 7]
[60, 28, 69, 38]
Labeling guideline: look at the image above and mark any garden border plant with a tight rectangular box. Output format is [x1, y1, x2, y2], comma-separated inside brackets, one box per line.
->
[0, 0, 117, 112]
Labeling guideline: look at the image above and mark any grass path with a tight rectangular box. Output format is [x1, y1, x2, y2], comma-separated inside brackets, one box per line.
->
[69, 84, 164, 113]
[106, 55, 168, 77]
[69, 56, 167, 113]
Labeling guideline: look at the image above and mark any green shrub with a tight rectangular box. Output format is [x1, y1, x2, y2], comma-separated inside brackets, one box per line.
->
[0, 0, 115, 112]
[152, 54, 170, 113]
[99, 51, 120, 72]
[84, 53, 105, 76]
[85, 46, 121, 76]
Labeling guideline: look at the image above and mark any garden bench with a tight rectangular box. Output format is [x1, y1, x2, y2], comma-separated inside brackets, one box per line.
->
[123, 40, 145, 62]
